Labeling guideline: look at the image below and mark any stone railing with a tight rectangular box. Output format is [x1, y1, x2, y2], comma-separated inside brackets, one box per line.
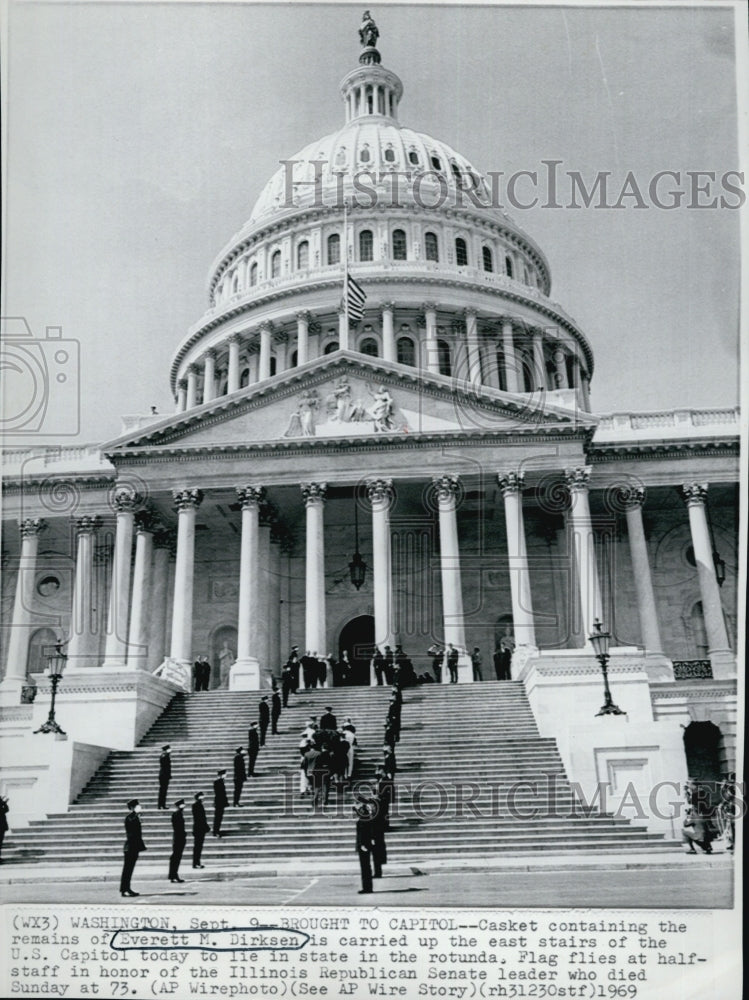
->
[597, 407, 739, 435]
[672, 660, 713, 680]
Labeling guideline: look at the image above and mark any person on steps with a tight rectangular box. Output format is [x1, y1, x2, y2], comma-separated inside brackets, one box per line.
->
[212, 769, 228, 837]
[191, 791, 209, 868]
[168, 799, 186, 883]
[258, 696, 270, 746]
[247, 722, 260, 777]
[120, 799, 146, 897]
[233, 747, 247, 806]
[157, 745, 171, 809]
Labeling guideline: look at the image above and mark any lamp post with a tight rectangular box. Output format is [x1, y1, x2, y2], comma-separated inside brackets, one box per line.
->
[34, 642, 67, 735]
[348, 499, 367, 590]
[589, 619, 625, 717]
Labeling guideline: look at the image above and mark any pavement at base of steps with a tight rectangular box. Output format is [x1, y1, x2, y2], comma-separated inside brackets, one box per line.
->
[0, 845, 734, 885]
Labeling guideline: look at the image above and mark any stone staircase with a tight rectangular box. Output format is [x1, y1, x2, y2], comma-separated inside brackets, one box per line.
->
[4, 682, 676, 866]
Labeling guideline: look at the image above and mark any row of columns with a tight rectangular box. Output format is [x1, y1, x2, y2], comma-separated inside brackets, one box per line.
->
[1, 477, 731, 690]
[175, 305, 589, 411]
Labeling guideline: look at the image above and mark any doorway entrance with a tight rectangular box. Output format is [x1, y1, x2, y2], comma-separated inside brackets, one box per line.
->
[338, 614, 375, 686]
[684, 720, 724, 810]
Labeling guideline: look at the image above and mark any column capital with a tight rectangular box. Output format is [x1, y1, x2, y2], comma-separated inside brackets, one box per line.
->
[74, 514, 102, 535]
[432, 474, 462, 503]
[497, 471, 525, 497]
[172, 487, 204, 511]
[19, 518, 47, 538]
[366, 477, 395, 508]
[681, 482, 708, 507]
[300, 482, 327, 506]
[186, 364, 198, 376]
[564, 467, 592, 492]
[617, 485, 646, 510]
[227, 332, 243, 345]
[258, 321, 273, 335]
[421, 301, 438, 314]
[177, 378, 188, 390]
[463, 307, 478, 322]
[296, 310, 311, 323]
[236, 485, 265, 510]
[202, 348, 217, 361]
[111, 485, 143, 513]
[380, 301, 395, 312]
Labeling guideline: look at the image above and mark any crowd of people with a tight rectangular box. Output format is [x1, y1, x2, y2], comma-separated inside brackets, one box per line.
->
[681, 774, 738, 855]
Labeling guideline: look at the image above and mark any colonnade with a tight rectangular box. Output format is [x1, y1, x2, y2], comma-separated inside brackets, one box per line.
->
[1, 475, 732, 689]
[174, 304, 591, 413]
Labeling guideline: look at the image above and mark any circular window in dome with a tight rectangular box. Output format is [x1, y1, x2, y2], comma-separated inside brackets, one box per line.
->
[37, 575, 61, 597]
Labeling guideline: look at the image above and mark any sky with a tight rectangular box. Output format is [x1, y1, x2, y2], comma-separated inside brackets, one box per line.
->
[2, 1, 743, 445]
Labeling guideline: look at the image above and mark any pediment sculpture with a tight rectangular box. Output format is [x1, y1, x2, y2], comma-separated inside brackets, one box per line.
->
[283, 377, 408, 438]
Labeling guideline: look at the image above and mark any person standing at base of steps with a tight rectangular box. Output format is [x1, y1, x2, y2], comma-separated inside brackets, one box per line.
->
[192, 791, 210, 868]
[193, 657, 202, 691]
[258, 695, 270, 745]
[120, 799, 146, 897]
[471, 646, 483, 681]
[271, 684, 282, 734]
[157, 745, 171, 809]
[212, 769, 228, 837]
[354, 797, 376, 894]
[446, 643, 459, 683]
[233, 747, 247, 806]
[247, 722, 260, 776]
[168, 799, 186, 883]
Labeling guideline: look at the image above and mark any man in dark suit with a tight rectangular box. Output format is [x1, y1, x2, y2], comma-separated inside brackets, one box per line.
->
[493, 647, 503, 681]
[212, 770, 228, 837]
[120, 799, 146, 897]
[384, 646, 395, 685]
[301, 650, 316, 689]
[233, 748, 247, 807]
[168, 799, 186, 883]
[247, 722, 260, 776]
[372, 647, 386, 685]
[428, 644, 443, 683]
[0, 795, 8, 863]
[370, 795, 387, 879]
[191, 791, 210, 868]
[258, 696, 270, 745]
[355, 798, 376, 894]
[319, 706, 337, 730]
[200, 656, 212, 691]
[271, 685, 282, 734]
[375, 766, 394, 831]
[158, 745, 171, 809]
[382, 744, 397, 779]
[446, 643, 459, 683]
[281, 664, 293, 707]
[193, 658, 202, 691]
[288, 647, 300, 692]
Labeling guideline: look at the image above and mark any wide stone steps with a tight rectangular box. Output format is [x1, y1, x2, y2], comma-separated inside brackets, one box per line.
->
[3, 681, 679, 865]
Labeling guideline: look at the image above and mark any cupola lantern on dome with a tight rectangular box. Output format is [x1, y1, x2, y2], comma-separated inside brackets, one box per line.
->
[340, 11, 403, 123]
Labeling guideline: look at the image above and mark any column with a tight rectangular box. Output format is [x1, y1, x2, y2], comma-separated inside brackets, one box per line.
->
[169, 488, 204, 670]
[268, 529, 282, 680]
[234, 486, 263, 687]
[381, 303, 395, 362]
[497, 472, 536, 646]
[564, 467, 604, 643]
[227, 335, 241, 393]
[256, 503, 273, 677]
[422, 302, 440, 374]
[622, 487, 664, 655]
[274, 332, 288, 372]
[186, 366, 198, 408]
[301, 483, 327, 656]
[296, 311, 309, 366]
[502, 319, 520, 393]
[553, 344, 569, 389]
[580, 374, 591, 411]
[248, 349, 259, 384]
[532, 330, 546, 390]
[148, 529, 175, 670]
[176, 381, 187, 412]
[67, 516, 101, 669]
[126, 513, 156, 669]
[102, 488, 138, 667]
[202, 350, 216, 403]
[367, 479, 395, 652]
[432, 475, 466, 650]
[258, 324, 272, 380]
[2, 519, 46, 694]
[338, 306, 349, 351]
[465, 309, 482, 384]
[681, 483, 732, 674]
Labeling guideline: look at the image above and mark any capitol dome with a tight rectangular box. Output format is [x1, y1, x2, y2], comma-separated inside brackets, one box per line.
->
[169, 20, 594, 412]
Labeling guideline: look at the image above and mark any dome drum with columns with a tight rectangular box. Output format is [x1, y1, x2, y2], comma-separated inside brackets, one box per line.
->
[0, 14, 739, 838]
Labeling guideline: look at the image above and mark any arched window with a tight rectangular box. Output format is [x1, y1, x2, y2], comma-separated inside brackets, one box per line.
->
[231, 273, 239, 294]
[505, 255, 514, 279]
[430, 154, 442, 171]
[392, 229, 407, 260]
[270, 356, 277, 376]
[27, 627, 58, 678]
[324, 340, 339, 354]
[451, 161, 462, 182]
[327, 233, 341, 265]
[496, 350, 507, 392]
[335, 147, 346, 166]
[249, 262, 258, 287]
[424, 232, 439, 262]
[397, 337, 416, 366]
[359, 229, 374, 262]
[384, 147, 395, 162]
[455, 237, 468, 267]
[239, 367, 250, 388]
[360, 144, 371, 162]
[437, 340, 452, 376]
[290, 350, 298, 368]
[408, 149, 420, 166]
[271, 250, 281, 278]
[360, 337, 379, 357]
[297, 240, 309, 270]
[482, 246, 493, 272]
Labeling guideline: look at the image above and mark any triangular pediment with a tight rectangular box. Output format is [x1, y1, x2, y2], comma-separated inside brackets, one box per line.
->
[104, 353, 594, 455]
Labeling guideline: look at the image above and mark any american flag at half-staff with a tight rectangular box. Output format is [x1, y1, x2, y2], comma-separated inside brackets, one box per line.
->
[346, 273, 367, 322]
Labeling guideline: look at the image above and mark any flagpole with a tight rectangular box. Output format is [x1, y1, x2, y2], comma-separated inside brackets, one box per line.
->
[343, 196, 349, 349]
